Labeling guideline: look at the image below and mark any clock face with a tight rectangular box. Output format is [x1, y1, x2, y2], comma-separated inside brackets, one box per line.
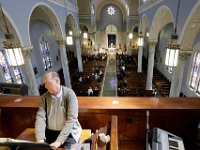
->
[107, 6, 115, 16]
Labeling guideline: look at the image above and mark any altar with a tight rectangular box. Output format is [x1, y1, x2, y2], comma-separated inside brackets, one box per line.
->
[108, 47, 118, 51]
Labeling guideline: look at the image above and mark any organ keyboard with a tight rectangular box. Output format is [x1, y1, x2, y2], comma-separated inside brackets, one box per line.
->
[152, 128, 185, 150]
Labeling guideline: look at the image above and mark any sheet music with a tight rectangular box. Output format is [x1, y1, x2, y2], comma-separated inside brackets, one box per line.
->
[0, 138, 52, 149]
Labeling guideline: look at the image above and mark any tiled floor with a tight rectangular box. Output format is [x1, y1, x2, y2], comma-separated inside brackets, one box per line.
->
[101, 52, 117, 96]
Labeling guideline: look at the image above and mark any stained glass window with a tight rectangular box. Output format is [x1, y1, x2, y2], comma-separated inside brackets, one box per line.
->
[13, 67, 23, 84]
[0, 50, 23, 83]
[40, 40, 52, 71]
[107, 6, 115, 16]
[189, 51, 200, 92]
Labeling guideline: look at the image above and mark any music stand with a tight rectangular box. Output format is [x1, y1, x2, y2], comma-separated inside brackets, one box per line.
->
[0, 138, 53, 150]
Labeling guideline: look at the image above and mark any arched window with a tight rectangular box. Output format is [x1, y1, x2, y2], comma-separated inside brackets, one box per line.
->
[40, 40, 52, 71]
[0, 50, 23, 83]
[189, 51, 200, 93]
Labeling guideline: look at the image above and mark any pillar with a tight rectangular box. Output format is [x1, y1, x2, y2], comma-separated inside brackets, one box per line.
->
[75, 36, 83, 72]
[146, 40, 157, 90]
[57, 39, 71, 88]
[169, 51, 191, 97]
[137, 46, 143, 72]
[21, 46, 39, 95]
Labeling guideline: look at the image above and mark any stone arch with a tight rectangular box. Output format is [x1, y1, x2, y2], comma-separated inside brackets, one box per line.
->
[0, 6, 22, 46]
[79, 23, 89, 33]
[96, 0, 127, 21]
[66, 13, 79, 37]
[105, 24, 118, 33]
[132, 25, 138, 32]
[140, 14, 149, 36]
[149, 5, 173, 41]
[180, 0, 200, 50]
[29, 3, 63, 43]
[105, 24, 118, 48]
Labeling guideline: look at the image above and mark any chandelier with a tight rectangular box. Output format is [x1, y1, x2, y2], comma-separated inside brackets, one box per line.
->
[165, 0, 181, 67]
[0, 1, 24, 66]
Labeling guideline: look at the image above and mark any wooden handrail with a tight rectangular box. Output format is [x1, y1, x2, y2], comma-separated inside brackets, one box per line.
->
[0, 96, 200, 109]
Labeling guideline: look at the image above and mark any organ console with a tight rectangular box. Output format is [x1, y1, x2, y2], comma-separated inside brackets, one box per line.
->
[152, 128, 185, 150]
[0, 83, 28, 96]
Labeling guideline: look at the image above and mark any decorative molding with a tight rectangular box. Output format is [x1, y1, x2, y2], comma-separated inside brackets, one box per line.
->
[56, 39, 65, 46]
[148, 39, 157, 47]
[128, 15, 138, 20]
[22, 45, 33, 60]
[138, 0, 164, 14]
[48, 0, 78, 13]
[78, 14, 91, 19]
[74, 35, 80, 39]
[179, 50, 192, 61]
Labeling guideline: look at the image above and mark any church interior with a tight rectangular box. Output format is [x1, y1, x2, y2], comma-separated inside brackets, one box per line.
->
[0, 0, 200, 149]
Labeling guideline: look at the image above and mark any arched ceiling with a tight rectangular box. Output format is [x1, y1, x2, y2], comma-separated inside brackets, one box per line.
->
[149, 6, 173, 41]
[30, 5, 62, 41]
[180, 1, 200, 50]
[77, 0, 138, 18]
[140, 14, 149, 36]
[0, 8, 21, 44]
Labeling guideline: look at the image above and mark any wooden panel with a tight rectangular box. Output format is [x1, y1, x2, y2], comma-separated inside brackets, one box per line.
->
[17, 128, 91, 149]
[80, 129, 91, 143]
[110, 115, 118, 150]
[0, 96, 200, 149]
[0, 96, 200, 109]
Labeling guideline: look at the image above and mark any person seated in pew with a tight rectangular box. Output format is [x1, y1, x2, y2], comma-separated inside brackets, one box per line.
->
[87, 87, 93, 96]
[93, 87, 99, 96]
[35, 72, 82, 149]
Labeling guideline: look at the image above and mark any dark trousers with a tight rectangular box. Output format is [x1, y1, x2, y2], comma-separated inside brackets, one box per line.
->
[45, 128, 76, 149]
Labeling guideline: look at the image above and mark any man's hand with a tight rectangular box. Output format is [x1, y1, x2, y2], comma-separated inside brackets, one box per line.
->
[50, 141, 61, 149]
[37, 139, 45, 143]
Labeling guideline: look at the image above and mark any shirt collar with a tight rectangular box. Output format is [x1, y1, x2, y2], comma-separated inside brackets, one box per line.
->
[52, 86, 62, 100]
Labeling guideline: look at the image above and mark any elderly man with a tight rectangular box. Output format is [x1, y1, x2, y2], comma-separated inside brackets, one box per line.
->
[35, 72, 82, 149]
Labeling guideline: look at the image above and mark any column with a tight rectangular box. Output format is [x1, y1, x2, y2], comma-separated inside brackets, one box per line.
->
[21, 46, 39, 95]
[91, 32, 95, 51]
[137, 46, 143, 72]
[146, 40, 157, 90]
[57, 39, 71, 88]
[94, 32, 98, 51]
[75, 36, 83, 72]
[169, 51, 191, 97]
[89, 33, 93, 51]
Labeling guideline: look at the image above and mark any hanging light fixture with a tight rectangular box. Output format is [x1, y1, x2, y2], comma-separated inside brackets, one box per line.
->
[138, 15, 144, 47]
[66, 36, 73, 45]
[66, 30, 73, 45]
[129, 33, 133, 39]
[83, 32, 88, 39]
[0, 2, 24, 66]
[165, 0, 181, 67]
[69, 30, 73, 36]
[138, 31, 144, 47]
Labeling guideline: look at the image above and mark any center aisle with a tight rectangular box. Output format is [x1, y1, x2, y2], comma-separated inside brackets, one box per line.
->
[101, 52, 117, 96]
